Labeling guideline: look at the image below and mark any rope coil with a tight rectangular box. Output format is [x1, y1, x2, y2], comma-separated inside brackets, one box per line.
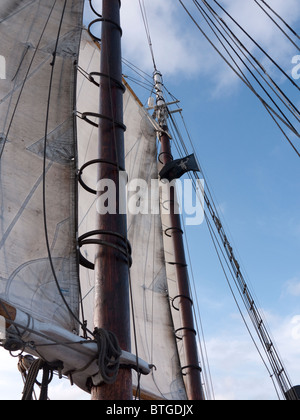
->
[20, 357, 54, 401]
[93, 328, 122, 385]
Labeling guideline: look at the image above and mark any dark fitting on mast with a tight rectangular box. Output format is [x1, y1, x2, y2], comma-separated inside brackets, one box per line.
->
[159, 153, 200, 182]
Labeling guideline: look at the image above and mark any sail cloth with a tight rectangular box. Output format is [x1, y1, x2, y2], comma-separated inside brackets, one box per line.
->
[0, 0, 84, 332]
[0, 1, 187, 398]
[77, 31, 187, 400]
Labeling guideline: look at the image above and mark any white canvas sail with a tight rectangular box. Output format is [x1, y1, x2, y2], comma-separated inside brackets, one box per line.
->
[0, 1, 187, 399]
[0, 0, 84, 332]
[77, 31, 187, 399]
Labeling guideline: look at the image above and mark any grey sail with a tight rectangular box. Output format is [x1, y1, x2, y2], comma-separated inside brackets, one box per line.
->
[0, 0, 188, 399]
[0, 0, 84, 332]
[77, 31, 187, 399]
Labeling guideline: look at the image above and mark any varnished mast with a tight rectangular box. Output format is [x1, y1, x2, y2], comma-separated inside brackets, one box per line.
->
[91, 0, 132, 400]
[154, 72, 205, 400]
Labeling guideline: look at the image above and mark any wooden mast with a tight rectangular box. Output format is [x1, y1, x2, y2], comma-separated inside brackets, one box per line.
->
[91, 0, 132, 400]
[154, 72, 205, 400]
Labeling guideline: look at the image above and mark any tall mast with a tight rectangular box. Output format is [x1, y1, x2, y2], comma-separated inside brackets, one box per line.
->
[154, 71, 205, 401]
[91, 0, 132, 400]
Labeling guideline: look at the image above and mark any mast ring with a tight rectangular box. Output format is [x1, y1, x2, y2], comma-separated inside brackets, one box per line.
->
[161, 199, 175, 211]
[89, 0, 102, 18]
[171, 295, 194, 311]
[167, 261, 188, 268]
[88, 18, 122, 43]
[89, 72, 126, 92]
[174, 327, 196, 341]
[164, 227, 184, 237]
[78, 159, 125, 195]
[181, 365, 202, 376]
[81, 112, 126, 131]
[78, 230, 132, 270]
[158, 151, 173, 164]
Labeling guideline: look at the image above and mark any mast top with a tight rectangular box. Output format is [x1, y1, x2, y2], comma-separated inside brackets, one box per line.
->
[153, 71, 168, 130]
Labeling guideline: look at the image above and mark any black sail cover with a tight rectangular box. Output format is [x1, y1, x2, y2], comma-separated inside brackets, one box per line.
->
[0, 0, 84, 332]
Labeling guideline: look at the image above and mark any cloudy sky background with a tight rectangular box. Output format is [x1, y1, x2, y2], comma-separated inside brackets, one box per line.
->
[0, 0, 300, 400]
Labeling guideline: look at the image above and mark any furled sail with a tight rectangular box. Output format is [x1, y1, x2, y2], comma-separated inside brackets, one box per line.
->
[0, 0, 84, 332]
[77, 31, 187, 399]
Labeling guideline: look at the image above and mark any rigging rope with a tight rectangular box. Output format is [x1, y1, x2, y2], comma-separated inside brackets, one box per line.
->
[93, 328, 122, 385]
[178, 0, 300, 157]
[165, 92, 297, 399]
[255, 0, 300, 41]
[198, 0, 300, 121]
[138, 0, 158, 71]
[253, 0, 299, 50]
[20, 357, 53, 401]
[210, 0, 299, 90]
[193, 0, 299, 132]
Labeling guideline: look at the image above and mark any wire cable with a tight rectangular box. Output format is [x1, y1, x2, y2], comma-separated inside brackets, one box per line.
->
[163, 88, 296, 398]
[210, 0, 300, 90]
[198, 0, 300, 121]
[253, 0, 299, 50]
[193, 0, 299, 131]
[179, 0, 300, 157]
[256, 0, 300, 40]
[138, 0, 157, 71]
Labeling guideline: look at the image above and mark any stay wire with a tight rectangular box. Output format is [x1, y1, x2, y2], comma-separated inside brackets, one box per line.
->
[204, 210, 282, 400]
[253, 0, 299, 50]
[166, 100, 294, 398]
[210, 0, 300, 90]
[192, 0, 299, 130]
[122, 57, 153, 83]
[197, 0, 300, 122]
[179, 0, 300, 156]
[138, 0, 157, 71]
[256, 0, 300, 40]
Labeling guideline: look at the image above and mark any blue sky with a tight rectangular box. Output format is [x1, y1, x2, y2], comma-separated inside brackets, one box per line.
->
[0, 0, 299, 400]
[119, 0, 300, 400]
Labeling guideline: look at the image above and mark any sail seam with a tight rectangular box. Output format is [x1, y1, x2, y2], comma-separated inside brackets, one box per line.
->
[0, 0, 36, 24]
[0, 0, 59, 161]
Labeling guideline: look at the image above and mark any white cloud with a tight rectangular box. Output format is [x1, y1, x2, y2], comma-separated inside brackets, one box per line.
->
[48, 380, 89, 401]
[283, 277, 300, 297]
[204, 310, 300, 400]
[121, 0, 210, 79]
[118, 0, 300, 94]
[0, 347, 89, 400]
[84, 0, 300, 99]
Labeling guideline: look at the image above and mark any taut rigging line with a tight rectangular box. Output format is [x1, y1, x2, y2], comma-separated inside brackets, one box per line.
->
[166, 101, 298, 400]
[179, 0, 300, 157]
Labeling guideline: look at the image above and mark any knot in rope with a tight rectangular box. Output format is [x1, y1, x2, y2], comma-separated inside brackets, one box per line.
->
[93, 327, 122, 385]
